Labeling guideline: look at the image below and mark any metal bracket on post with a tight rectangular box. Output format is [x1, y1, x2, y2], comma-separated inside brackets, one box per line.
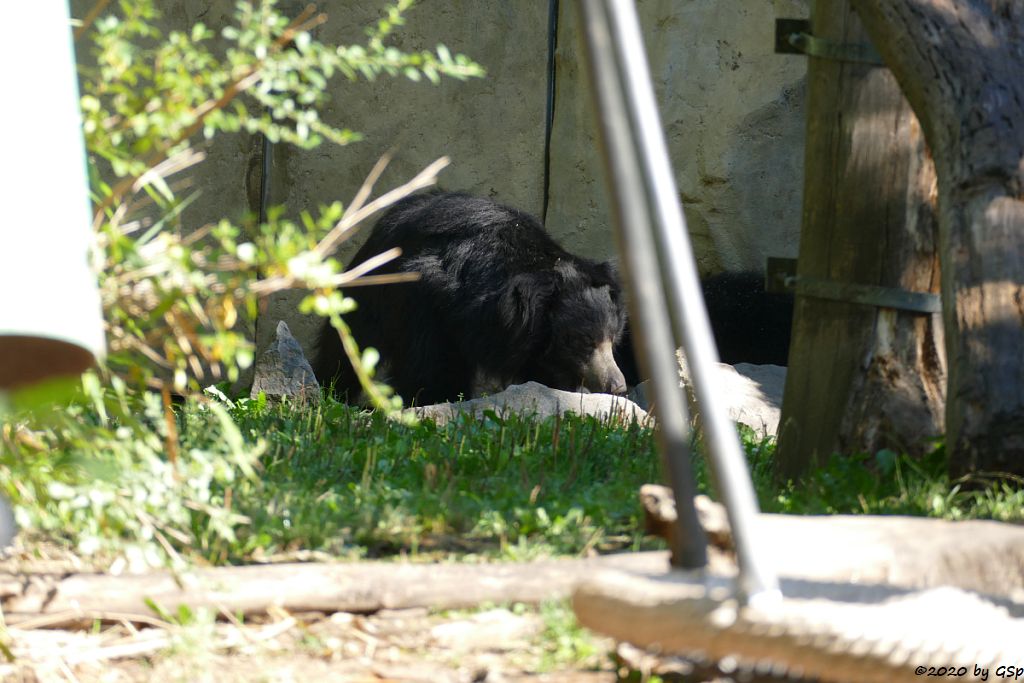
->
[774, 18, 885, 67]
[766, 257, 941, 314]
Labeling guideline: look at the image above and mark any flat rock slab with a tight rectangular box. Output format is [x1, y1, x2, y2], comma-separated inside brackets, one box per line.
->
[630, 361, 786, 437]
[575, 513, 1024, 683]
[657, 494, 1024, 602]
[574, 571, 1024, 683]
[758, 514, 1024, 602]
[409, 381, 650, 426]
[679, 356, 786, 438]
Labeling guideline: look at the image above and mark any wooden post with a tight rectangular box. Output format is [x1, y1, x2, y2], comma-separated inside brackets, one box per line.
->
[775, 0, 945, 480]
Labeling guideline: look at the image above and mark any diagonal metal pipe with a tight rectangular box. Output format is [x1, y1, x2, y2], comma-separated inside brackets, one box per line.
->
[573, 0, 705, 570]
[575, 0, 780, 603]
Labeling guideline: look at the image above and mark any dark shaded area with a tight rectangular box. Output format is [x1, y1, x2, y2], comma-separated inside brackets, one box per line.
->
[614, 272, 794, 386]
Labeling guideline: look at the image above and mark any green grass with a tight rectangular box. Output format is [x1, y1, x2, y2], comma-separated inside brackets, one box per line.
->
[145, 399, 1024, 561]
[3, 387, 1022, 569]
[226, 398, 665, 563]
[763, 444, 1024, 521]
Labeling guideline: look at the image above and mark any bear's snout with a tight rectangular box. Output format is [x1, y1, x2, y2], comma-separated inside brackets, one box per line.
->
[583, 340, 628, 395]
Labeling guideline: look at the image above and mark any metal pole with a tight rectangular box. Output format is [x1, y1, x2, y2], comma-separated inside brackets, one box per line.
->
[575, 0, 707, 569]
[577, 0, 780, 604]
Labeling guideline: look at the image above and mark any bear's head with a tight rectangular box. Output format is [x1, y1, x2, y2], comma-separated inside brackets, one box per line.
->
[501, 260, 628, 395]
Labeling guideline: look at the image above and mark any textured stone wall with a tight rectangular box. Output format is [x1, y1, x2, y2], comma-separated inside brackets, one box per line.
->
[267, 1, 550, 263]
[546, 0, 808, 272]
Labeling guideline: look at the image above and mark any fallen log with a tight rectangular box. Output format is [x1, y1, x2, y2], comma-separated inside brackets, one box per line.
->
[0, 552, 670, 626]
[6, 509, 1024, 630]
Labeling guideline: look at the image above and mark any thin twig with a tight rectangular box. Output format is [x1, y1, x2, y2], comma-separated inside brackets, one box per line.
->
[63, 633, 171, 664]
[73, 0, 114, 41]
[337, 273, 421, 288]
[119, 619, 139, 637]
[217, 604, 247, 631]
[121, 337, 174, 369]
[9, 611, 175, 631]
[132, 148, 207, 196]
[337, 247, 403, 282]
[181, 223, 215, 247]
[58, 658, 81, 683]
[58, 618, 298, 665]
[343, 151, 395, 226]
[314, 156, 449, 258]
[249, 247, 413, 296]
[119, 178, 196, 224]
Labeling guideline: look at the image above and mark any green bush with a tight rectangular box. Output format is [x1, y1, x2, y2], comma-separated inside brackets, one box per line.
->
[0, 0, 482, 568]
[3, 377, 261, 570]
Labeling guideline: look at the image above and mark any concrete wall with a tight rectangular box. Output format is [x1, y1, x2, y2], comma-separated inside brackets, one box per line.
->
[546, 0, 808, 272]
[267, 1, 550, 263]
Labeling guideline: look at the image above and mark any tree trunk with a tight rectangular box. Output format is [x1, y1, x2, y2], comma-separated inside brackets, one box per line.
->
[851, 0, 1024, 478]
[776, 0, 945, 481]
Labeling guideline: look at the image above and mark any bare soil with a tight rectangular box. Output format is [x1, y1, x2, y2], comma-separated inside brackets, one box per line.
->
[0, 541, 747, 682]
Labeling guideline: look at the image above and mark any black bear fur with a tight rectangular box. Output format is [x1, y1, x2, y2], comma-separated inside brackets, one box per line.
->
[315, 192, 628, 405]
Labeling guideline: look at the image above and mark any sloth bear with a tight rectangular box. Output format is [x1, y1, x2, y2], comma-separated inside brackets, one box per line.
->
[315, 192, 628, 405]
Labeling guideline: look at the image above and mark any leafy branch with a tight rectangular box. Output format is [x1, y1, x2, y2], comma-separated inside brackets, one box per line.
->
[80, 0, 483, 394]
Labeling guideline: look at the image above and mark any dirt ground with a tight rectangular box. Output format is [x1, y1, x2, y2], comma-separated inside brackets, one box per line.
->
[0, 541, 786, 682]
[2, 606, 611, 682]
[1, 604, 751, 682]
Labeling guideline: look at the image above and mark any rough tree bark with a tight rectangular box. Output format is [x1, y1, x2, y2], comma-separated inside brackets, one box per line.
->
[776, 0, 946, 481]
[851, 0, 1024, 478]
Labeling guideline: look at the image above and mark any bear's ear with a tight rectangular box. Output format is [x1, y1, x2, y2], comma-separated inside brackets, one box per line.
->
[593, 260, 623, 301]
[593, 260, 620, 288]
[500, 272, 558, 338]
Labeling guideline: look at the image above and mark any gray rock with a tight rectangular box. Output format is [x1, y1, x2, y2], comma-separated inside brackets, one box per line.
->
[409, 381, 649, 426]
[250, 320, 320, 402]
[678, 353, 786, 438]
[628, 360, 786, 437]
